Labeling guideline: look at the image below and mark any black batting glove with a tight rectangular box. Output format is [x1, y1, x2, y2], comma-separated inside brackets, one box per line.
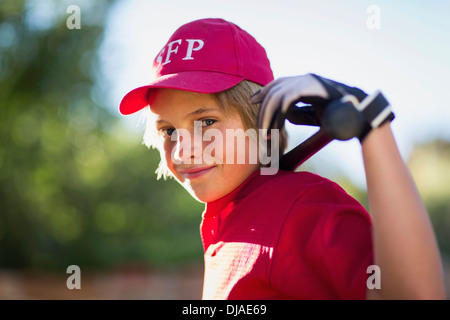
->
[250, 73, 395, 142]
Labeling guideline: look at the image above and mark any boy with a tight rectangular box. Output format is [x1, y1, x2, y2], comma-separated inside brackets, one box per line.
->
[119, 18, 446, 299]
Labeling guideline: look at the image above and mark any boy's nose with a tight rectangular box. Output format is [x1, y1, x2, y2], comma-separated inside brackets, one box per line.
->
[172, 130, 202, 164]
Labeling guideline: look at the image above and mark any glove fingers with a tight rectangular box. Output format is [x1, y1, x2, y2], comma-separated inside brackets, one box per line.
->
[313, 74, 367, 101]
[258, 82, 304, 131]
[249, 77, 292, 104]
[253, 73, 391, 145]
[258, 85, 284, 131]
[256, 74, 332, 131]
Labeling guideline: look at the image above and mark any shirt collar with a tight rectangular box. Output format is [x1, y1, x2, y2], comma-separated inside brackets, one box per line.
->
[202, 169, 284, 218]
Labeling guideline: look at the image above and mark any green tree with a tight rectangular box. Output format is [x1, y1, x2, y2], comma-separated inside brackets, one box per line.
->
[408, 139, 450, 257]
[0, 0, 204, 272]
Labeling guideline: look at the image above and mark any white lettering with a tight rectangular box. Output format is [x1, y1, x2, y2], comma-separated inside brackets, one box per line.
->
[66, 5, 81, 30]
[171, 128, 190, 165]
[366, 264, 381, 289]
[154, 47, 165, 68]
[227, 304, 267, 316]
[163, 39, 182, 65]
[366, 5, 381, 30]
[193, 121, 203, 164]
[66, 265, 81, 289]
[182, 304, 216, 317]
[203, 128, 223, 165]
[167, 126, 279, 174]
[183, 39, 204, 60]
[225, 128, 258, 165]
[259, 129, 279, 175]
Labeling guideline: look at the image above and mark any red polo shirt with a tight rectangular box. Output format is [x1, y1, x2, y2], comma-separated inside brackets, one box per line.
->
[200, 169, 373, 299]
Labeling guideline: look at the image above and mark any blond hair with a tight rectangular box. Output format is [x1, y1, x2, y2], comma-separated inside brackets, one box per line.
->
[143, 80, 288, 180]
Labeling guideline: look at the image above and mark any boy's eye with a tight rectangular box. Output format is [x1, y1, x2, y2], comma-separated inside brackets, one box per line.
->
[159, 128, 176, 139]
[202, 119, 216, 127]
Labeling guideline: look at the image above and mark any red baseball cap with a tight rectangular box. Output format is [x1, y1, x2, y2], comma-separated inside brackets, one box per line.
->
[119, 18, 274, 115]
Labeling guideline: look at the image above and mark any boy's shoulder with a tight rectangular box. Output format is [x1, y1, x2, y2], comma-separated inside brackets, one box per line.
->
[262, 170, 341, 194]
[250, 169, 360, 209]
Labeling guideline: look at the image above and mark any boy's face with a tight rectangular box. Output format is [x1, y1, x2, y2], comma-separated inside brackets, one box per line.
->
[149, 88, 260, 203]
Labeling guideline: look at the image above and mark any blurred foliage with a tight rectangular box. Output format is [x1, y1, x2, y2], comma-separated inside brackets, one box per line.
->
[408, 139, 450, 257]
[0, 0, 204, 272]
[1, 0, 449, 275]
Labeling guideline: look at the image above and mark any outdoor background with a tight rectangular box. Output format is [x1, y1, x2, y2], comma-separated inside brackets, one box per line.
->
[1, 0, 449, 299]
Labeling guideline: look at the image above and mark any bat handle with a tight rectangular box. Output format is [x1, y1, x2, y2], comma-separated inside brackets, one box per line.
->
[279, 129, 333, 171]
[278, 99, 365, 171]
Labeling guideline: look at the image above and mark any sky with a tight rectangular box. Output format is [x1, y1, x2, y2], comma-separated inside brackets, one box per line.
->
[100, 0, 450, 188]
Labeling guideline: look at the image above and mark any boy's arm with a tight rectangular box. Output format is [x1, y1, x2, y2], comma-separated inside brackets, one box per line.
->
[253, 74, 447, 299]
[362, 124, 446, 300]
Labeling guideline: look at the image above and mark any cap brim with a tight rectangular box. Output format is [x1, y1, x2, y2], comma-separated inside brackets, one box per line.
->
[119, 71, 244, 115]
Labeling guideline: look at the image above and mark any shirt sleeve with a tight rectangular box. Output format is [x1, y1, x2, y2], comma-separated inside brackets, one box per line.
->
[269, 178, 374, 300]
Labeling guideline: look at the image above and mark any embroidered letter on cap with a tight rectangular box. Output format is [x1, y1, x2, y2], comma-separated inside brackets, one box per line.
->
[183, 39, 204, 60]
[163, 39, 182, 65]
[154, 48, 165, 69]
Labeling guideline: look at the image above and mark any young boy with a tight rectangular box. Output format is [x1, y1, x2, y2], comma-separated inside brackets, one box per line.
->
[119, 18, 446, 299]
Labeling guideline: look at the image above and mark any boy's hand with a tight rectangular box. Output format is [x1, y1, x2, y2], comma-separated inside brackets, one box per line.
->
[250, 73, 394, 141]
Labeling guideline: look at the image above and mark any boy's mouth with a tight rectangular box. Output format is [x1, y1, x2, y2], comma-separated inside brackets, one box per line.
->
[177, 165, 216, 179]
